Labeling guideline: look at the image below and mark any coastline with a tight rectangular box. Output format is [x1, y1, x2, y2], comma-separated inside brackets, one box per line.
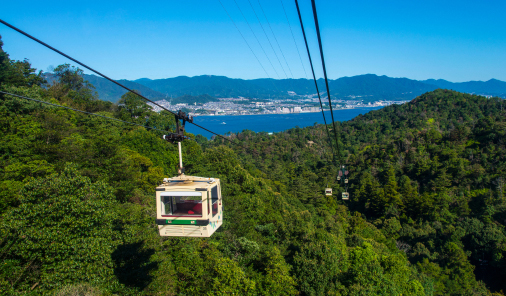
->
[186, 107, 384, 138]
[191, 106, 382, 117]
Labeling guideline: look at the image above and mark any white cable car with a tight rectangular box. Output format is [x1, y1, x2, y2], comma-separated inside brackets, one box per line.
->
[342, 192, 349, 200]
[156, 175, 222, 237]
[325, 187, 332, 196]
[156, 111, 223, 237]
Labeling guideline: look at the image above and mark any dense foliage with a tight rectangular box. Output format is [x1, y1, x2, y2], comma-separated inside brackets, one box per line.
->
[210, 89, 506, 295]
[1, 36, 505, 295]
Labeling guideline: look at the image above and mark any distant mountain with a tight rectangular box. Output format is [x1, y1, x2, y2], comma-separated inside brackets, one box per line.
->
[421, 78, 506, 97]
[134, 75, 294, 99]
[328, 74, 438, 101]
[82, 75, 166, 102]
[171, 94, 219, 104]
[132, 74, 439, 102]
[76, 73, 506, 103]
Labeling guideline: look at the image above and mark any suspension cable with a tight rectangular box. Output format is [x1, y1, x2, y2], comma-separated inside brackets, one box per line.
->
[0, 18, 253, 153]
[293, 0, 334, 159]
[216, 0, 271, 79]
[281, 0, 308, 79]
[309, 0, 342, 165]
[216, 1, 281, 94]
[246, 0, 288, 79]
[257, 0, 294, 79]
[231, 0, 280, 79]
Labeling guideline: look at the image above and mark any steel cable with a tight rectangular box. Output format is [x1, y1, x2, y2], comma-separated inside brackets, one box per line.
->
[294, 0, 335, 160]
[217, 0, 271, 79]
[257, 0, 294, 79]
[246, 0, 288, 78]
[309, 0, 342, 165]
[231, 0, 280, 79]
[0, 18, 254, 153]
[282, 0, 308, 79]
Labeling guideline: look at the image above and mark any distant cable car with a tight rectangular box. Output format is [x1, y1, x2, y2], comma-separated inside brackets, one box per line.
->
[325, 187, 332, 196]
[337, 166, 350, 200]
[156, 111, 223, 237]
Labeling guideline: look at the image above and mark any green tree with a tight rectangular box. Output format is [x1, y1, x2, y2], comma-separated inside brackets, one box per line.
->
[0, 164, 118, 293]
[384, 166, 403, 216]
[48, 64, 105, 112]
[116, 91, 151, 124]
[341, 242, 424, 296]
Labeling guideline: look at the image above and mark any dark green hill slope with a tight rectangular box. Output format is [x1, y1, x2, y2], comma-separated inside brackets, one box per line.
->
[2, 36, 504, 295]
[1, 36, 434, 295]
[210, 89, 506, 294]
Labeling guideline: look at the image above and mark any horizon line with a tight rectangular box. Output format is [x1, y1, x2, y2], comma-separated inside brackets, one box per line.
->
[74, 73, 504, 84]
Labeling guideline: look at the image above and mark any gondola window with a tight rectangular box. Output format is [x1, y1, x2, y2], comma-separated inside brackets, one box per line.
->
[210, 185, 219, 217]
[161, 193, 203, 217]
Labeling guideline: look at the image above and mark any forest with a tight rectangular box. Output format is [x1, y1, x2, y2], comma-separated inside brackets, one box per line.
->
[1, 36, 505, 295]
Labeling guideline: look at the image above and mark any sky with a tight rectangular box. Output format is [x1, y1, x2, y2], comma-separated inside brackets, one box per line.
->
[1, 0, 505, 82]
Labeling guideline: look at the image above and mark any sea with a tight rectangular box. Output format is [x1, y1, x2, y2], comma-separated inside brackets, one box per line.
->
[186, 107, 384, 138]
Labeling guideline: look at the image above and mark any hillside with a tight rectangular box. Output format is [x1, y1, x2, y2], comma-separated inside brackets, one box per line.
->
[1, 38, 433, 295]
[2, 37, 506, 295]
[210, 89, 506, 294]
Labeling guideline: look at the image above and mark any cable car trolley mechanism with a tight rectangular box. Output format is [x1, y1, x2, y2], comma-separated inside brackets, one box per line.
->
[156, 111, 223, 237]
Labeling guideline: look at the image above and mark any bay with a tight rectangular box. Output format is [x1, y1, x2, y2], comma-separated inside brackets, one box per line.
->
[186, 107, 384, 138]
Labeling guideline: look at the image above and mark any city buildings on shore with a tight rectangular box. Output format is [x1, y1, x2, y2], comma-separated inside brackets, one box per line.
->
[147, 97, 410, 116]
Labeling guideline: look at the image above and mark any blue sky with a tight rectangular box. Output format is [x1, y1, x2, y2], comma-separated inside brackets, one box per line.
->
[1, 0, 505, 82]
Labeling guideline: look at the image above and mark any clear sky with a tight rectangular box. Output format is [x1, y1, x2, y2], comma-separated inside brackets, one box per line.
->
[1, 0, 505, 82]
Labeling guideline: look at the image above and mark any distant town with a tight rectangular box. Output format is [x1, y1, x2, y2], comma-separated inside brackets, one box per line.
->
[148, 95, 410, 116]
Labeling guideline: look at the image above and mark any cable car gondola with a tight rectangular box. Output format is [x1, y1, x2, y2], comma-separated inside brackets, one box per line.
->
[338, 165, 350, 201]
[325, 187, 332, 196]
[155, 111, 223, 237]
[156, 175, 222, 237]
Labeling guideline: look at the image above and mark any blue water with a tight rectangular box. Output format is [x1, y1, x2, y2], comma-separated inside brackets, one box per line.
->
[186, 107, 384, 138]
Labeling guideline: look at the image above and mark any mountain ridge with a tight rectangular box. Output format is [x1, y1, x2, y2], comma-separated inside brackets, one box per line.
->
[76, 73, 506, 103]
[422, 78, 506, 96]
